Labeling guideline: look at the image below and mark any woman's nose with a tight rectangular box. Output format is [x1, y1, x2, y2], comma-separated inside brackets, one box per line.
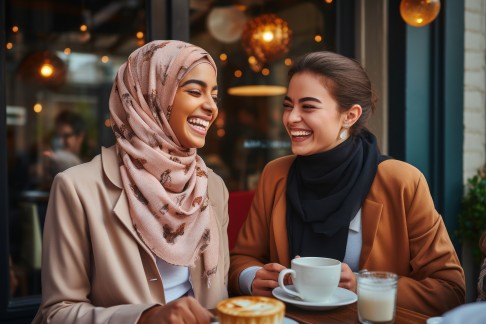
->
[287, 107, 301, 122]
[202, 97, 218, 114]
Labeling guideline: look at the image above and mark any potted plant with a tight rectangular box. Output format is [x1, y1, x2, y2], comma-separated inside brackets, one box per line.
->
[457, 166, 486, 263]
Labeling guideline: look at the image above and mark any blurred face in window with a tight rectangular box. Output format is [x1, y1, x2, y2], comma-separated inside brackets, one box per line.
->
[55, 123, 85, 156]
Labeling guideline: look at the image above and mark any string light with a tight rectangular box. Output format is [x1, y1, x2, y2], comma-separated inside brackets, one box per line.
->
[33, 103, 43, 113]
[40, 63, 54, 78]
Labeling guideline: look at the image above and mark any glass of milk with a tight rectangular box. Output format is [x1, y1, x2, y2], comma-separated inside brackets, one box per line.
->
[357, 271, 398, 324]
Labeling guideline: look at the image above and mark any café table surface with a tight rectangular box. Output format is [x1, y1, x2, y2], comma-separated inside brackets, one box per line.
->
[284, 302, 429, 324]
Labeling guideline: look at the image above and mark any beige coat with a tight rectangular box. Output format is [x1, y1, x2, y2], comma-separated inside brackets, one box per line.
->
[229, 155, 465, 317]
[33, 146, 229, 324]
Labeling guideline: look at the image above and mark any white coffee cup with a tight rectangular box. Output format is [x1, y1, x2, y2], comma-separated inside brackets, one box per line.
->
[277, 257, 341, 303]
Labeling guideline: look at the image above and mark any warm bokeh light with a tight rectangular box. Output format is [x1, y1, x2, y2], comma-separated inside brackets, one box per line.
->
[400, 0, 441, 27]
[101, 55, 110, 63]
[284, 58, 293, 66]
[39, 63, 54, 78]
[12, 25, 19, 33]
[314, 34, 322, 42]
[219, 53, 228, 61]
[216, 117, 225, 127]
[324, 0, 333, 4]
[80, 24, 88, 32]
[64, 47, 71, 55]
[217, 129, 226, 137]
[248, 56, 257, 65]
[6, 42, 13, 50]
[242, 14, 291, 65]
[234, 70, 243, 78]
[104, 119, 112, 128]
[261, 68, 270, 76]
[262, 31, 274, 42]
[33, 103, 43, 113]
[136, 31, 144, 39]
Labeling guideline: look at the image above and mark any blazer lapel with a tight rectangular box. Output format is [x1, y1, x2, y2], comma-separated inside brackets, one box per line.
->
[359, 198, 383, 267]
[101, 146, 154, 259]
[273, 183, 291, 267]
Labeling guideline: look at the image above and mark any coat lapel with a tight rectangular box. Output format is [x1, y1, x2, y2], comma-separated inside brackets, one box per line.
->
[359, 198, 383, 267]
[101, 146, 154, 259]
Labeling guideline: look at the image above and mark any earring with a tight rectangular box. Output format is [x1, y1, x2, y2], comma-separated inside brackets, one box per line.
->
[339, 124, 350, 140]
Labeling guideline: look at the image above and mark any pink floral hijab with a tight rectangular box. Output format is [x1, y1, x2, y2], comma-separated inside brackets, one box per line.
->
[109, 40, 219, 285]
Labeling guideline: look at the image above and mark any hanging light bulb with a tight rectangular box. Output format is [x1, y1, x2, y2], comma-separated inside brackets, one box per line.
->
[400, 0, 441, 27]
[39, 62, 54, 78]
[241, 14, 292, 67]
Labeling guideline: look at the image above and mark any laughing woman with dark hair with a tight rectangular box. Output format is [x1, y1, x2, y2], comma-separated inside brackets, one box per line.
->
[229, 51, 465, 317]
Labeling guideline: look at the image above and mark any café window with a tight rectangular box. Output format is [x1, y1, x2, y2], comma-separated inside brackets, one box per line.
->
[3, 0, 145, 305]
[190, 0, 337, 191]
[1, 0, 347, 320]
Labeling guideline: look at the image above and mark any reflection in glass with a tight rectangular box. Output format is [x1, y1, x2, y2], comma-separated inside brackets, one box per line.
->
[5, 0, 145, 299]
[191, 0, 336, 191]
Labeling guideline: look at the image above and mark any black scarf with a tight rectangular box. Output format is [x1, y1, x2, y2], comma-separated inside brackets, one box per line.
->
[286, 130, 386, 261]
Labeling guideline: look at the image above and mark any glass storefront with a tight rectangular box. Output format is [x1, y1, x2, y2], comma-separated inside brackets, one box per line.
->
[190, 1, 336, 191]
[5, 0, 146, 300]
[2, 0, 338, 315]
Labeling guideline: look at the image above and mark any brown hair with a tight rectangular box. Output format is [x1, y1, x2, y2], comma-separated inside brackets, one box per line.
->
[288, 51, 377, 135]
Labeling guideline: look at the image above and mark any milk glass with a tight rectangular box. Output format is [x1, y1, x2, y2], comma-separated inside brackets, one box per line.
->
[357, 271, 398, 324]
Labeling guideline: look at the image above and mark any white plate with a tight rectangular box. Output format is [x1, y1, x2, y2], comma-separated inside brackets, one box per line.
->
[272, 285, 357, 311]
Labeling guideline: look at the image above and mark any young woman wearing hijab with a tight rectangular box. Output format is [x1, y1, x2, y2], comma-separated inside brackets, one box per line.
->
[33, 40, 228, 324]
[229, 51, 465, 316]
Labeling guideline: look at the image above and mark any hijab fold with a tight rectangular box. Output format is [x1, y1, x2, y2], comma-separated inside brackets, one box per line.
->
[286, 130, 386, 261]
[109, 40, 219, 285]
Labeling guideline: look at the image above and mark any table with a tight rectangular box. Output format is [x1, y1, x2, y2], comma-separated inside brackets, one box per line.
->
[285, 302, 429, 323]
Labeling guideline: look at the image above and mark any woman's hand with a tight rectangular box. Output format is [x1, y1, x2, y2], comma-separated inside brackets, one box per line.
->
[251, 263, 291, 297]
[338, 263, 357, 292]
[138, 297, 213, 324]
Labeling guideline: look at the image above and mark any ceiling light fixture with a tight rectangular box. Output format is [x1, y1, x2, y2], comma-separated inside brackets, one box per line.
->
[241, 13, 292, 67]
[400, 0, 441, 27]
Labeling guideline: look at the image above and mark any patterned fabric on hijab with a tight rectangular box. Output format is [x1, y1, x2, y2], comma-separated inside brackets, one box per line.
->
[109, 40, 219, 285]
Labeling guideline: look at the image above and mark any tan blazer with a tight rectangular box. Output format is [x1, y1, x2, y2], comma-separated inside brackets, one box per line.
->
[229, 155, 465, 317]
[33, 146, 229, 324]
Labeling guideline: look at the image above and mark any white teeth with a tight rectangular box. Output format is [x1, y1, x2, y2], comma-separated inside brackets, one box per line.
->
[290, 130, 312, 136]
[188, 117, 209, 129]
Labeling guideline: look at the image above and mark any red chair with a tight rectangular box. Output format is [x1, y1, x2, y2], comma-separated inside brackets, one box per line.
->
[227, 190, 255, 250]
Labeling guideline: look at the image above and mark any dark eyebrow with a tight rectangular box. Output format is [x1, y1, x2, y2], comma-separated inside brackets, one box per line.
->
[283, 96, 321, 104]
[179, 79, 218, 91]
[298, 97, 321, 103]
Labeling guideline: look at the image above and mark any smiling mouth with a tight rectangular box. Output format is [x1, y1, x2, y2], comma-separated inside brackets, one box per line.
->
[188, 117, 210, 133]
[290, 130, 312, 138]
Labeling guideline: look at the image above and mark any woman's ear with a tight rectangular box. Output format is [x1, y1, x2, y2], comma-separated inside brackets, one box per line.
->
[345, 104, 362, 126]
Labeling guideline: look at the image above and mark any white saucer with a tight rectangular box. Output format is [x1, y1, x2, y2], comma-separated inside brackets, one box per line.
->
[272, 285, 357, 311]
